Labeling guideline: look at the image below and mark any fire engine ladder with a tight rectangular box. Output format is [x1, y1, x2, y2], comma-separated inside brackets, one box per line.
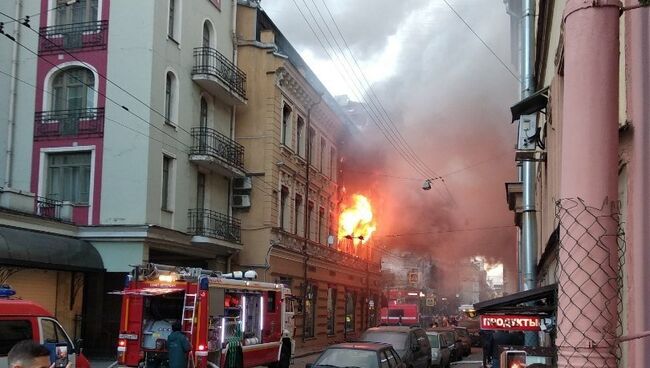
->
[182, 292, 198, 335]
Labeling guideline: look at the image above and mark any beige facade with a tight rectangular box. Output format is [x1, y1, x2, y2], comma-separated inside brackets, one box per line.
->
[234, 2, 381, 349]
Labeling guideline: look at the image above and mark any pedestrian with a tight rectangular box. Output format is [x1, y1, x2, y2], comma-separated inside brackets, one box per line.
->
[8, 340, 52, 368]
[167, 322, 191, 368]
[480, 330, 493, 368]
[491, 330, 511, 368]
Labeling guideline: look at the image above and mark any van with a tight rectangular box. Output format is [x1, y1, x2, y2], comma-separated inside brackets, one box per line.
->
[360, 326, 431, 368]
[0, 286, 90, 368]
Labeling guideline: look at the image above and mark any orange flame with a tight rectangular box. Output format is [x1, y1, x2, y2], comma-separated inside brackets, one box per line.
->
[338, 194, 377, 247]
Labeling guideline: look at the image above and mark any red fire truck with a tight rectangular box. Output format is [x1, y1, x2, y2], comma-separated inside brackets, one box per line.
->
[113, 263, 295, 368]
[379, 304, 419, 325]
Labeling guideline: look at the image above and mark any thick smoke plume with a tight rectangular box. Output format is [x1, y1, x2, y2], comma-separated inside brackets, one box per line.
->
[264, 1, 519, 290]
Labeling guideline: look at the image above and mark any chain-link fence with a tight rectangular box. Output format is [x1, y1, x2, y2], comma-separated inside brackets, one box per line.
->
[554, 198, 626, 367]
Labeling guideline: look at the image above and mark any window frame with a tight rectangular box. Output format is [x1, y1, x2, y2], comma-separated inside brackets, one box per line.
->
[164, 71, 178, 127]
[162, 154, 176, 212]
[294, 193, 303, 235]
[303, 284, 317, 338]
[345, 291, 356, 332]
[46, 151, 92, 205]
[326, 287, 337, 336]
[281, 103, 292, 147]
[51, 67, 95, 111]
[296, 116, 305, 157]
[168, 0, 176, 40]
[54, 0, 99, 25]
[279, 186, 289, 231]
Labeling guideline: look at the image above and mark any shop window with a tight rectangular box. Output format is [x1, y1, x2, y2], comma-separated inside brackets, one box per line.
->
[303, 284, 317, 338]
[345, 291, 356, 332]
[327, 288, 337, 335]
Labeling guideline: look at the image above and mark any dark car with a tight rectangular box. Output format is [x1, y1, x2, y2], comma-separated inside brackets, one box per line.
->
[308, 342, 406, 368]
[453, 327, 472, 356]
[360, 326, 431, 368]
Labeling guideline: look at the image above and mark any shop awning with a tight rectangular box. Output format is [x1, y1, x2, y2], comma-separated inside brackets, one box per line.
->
[473, 283, 557, 315]
[0, 225, 104, 272]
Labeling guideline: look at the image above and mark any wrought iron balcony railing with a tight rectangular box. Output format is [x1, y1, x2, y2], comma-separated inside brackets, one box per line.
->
[192, 47, 247, 100]
[190, 127, 245, 171]
[39, 20, 109, 54]
[188, 209, 241, 243]
[34, 107, 104, 139]
[35, 196, 64, 221]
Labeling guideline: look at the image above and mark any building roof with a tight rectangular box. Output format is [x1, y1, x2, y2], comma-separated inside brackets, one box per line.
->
[473, 283, 557, 314]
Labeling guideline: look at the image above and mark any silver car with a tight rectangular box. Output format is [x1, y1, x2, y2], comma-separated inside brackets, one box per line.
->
[426, 331, 451, 368]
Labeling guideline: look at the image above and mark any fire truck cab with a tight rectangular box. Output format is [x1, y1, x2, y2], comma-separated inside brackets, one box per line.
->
[114, 264, 295, 368]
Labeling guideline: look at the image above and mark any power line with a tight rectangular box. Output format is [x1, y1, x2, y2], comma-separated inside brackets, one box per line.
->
[440, 0, 520, 82]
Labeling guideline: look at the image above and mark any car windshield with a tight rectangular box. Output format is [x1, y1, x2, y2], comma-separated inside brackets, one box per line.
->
[314, 348, 378, 368]
[427, 334, 440, 348]
[361, 332, 407, 357]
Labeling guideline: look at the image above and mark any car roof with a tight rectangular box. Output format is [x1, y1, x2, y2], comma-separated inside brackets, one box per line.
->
[328, 342, 394, 351]
[0, 299, 53, 317]
[365, 326, 420, 333]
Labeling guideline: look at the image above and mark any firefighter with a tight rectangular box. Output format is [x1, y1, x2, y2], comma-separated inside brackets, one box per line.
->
[167, 322, 191, 368]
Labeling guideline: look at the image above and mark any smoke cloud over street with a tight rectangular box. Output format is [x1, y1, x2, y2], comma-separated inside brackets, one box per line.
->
[264, 0, 520, 288]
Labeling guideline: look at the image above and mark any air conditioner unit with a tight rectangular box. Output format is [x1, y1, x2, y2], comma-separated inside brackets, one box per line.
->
[233, 177, 252, 190]
[232, 194, 251, 208]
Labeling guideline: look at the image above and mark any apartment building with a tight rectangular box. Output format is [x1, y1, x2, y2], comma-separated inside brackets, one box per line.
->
[503, 1, 650, 366]
[234, 1, 382, 349]
[0, 0, 244, 355]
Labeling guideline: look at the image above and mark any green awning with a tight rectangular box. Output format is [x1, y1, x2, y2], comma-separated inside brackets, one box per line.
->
[0, 226, 104, 272]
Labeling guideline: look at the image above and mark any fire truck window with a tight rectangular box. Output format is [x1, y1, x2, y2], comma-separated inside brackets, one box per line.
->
[267, 291, 276, 313]
[209, 288, 225, 317]
[40, 319, 69, 344]
[0, 320, 32, 356]
[242, 293, 263, 343]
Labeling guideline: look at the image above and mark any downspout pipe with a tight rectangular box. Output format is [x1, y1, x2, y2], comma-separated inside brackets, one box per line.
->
[302, 95, 321, 343]
[556, 1, 621, 366]
[4, 0, 22, 188]
[627, 7, 650, 367]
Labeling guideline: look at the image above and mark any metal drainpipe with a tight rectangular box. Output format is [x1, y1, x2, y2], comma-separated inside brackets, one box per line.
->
[4, 0, 22, 188]
[302, 95, 322, 343]
[228, 0, 239, 218]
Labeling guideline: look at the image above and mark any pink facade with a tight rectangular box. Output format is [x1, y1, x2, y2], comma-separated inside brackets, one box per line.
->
[29, 0, 110, 225]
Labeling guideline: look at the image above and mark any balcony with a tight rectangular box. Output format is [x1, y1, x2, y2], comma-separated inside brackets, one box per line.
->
[188, 209, 241, 248]
[34, 108, 104, 140]
[192, 47, 247, 105]
[0, 188, 73, 223]
[39, 20, 109, 55]
[189, 127, 245, 178]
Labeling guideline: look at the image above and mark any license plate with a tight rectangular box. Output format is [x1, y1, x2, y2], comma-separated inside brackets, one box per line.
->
[119, 333, 138, 340]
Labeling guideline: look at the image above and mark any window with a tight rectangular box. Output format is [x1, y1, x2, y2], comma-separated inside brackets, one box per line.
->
[303, 284, 317, 338]
[168, 0, 176, 39]
[294, 194, 303, 235]
[308, 128, 316, 166]
[196, 172, 205, 209]
[47, 152, 91, 204]
[320, 138, 326, 172]
[0, 320, 32, 356]
[202, 22, 211, 48]
[55, 0, 98, 25]
[52, 67, 95, 111]
[345, 291, 356, 332]
[328, 212, 335, 247]
[162, 155, 174, 210]
[280, 186, 289, 230]
[40, 319, 71, 345]
[384, 349, 399, 368]
[296, 116, 305, 157]
[164, 72, 177, 125]
[380, 351, 391, 368]
[327, 288, 337, 335]
[318, 207, 325, 244]
[267, 291, 277, 313]
[307, 201, 314, 240]
[281, 104, 292, 147]
[330, 147, 336, 178]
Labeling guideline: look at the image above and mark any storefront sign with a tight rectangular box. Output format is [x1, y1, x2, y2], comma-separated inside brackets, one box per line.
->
[480, 314, 541, 331]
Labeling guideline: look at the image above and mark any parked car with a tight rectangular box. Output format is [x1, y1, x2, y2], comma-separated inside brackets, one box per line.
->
[453, 327, 472, 356]
[360, 326, 431, 368]
[307, 342, 406, 368]
[425, 331, 451, 368]
[430, 329, 460, 362]
[0, 285, 90, 368]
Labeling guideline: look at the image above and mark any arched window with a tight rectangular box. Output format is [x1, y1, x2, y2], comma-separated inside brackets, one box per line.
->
[55, 0, 98, 25]
[51, 67, 95, 111]
[164, 71, 177, 124]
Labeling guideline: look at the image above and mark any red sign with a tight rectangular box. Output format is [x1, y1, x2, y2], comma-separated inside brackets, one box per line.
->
[480, 314, 541, 331]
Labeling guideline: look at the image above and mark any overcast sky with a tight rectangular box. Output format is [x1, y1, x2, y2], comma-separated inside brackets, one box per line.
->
[261, 0, 520, 276]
